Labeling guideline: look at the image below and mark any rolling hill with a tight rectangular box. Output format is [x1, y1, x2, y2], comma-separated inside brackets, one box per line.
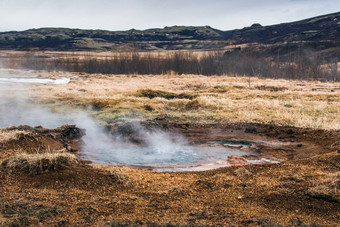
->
[0, 11, 339, 58]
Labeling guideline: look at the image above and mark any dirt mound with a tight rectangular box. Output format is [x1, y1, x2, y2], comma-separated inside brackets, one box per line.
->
[0, 125, 85, 160]
[1, 153, 80, 176]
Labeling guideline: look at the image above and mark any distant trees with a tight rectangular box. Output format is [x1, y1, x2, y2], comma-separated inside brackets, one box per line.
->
[4, 50, 339, 81]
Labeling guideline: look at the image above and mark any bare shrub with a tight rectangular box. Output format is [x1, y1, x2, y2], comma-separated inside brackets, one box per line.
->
[0, 153, 80, 175]
[234, 167, 252, 177]
[5, 50, 339, 81]
[307, 185, 339, 202]
[105, 167, 130, 184]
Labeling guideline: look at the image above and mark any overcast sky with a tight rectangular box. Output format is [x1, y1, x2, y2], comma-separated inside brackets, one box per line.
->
[0, 0, 339, 32]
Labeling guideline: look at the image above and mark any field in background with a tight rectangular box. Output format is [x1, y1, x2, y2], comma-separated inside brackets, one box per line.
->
[27, 70, 340, 130]
[1, 50, 339, 129]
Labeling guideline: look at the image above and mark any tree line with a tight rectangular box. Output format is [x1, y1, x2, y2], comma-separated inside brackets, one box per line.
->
[4, 50, 339, 81]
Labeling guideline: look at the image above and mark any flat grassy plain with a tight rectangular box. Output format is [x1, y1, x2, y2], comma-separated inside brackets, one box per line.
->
[30, 71, 340, 130]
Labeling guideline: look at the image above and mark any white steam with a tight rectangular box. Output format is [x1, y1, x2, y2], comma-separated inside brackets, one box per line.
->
[0, 77, 70, 84]
[0, 69, 204, 167]
[0, 69, 247, 170]
[84, 122, 201, 166]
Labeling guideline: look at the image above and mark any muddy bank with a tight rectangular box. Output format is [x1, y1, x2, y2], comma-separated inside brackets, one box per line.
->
[0, 125, 84, 160]
[1, 122, 339, 168]
[103, 121, 340, 170]
[0, 122, 339, 226]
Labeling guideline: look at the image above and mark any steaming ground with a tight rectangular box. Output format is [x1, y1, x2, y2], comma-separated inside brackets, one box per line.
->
[83, 123, 249, 169]
[0, 70, 248, 170]
[0, 91, 246, 169]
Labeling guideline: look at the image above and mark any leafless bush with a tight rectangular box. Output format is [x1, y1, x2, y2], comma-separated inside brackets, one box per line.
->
[104, 167, 131, 184]
[5, 50, 339, 81]
[234, 167, 252, 177]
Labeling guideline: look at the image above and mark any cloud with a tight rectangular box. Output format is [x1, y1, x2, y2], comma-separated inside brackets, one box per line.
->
[0, 0, 339, 31]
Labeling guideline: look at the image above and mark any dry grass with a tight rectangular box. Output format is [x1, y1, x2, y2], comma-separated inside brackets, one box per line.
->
[307, 172, 340, 202]
[0, 129, 28, 143]
[307, 185, 339, 202]
[136, 89, 197, 100]
[0, 153, 80, 175]
[234, 167, 252, 177]
[4, 69, 336, 130]
[105, 167, 131, 184]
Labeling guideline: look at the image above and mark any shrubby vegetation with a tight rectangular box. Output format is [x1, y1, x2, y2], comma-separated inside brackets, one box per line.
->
[136, 89, 197, 100]
[5, 50, 339, 81]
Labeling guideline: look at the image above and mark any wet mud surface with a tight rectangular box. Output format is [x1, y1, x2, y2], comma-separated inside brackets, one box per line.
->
[100, 121, 339, 171]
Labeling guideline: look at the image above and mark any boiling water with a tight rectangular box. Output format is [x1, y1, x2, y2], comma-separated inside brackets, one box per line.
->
[81, 135, 251, 171]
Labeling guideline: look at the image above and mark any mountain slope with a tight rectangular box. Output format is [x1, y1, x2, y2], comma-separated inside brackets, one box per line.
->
[0, 11, 339, 53]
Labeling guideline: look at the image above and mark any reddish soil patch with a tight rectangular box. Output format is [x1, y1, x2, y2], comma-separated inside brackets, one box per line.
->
[0, 123, 339, 226]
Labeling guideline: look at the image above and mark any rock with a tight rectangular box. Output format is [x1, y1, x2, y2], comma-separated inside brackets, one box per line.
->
[65, 144, 72, 151]
[228, 155, 249, 165]
[245, 127, 257, 133]
[57, 125, 86, 140]
[286, 129, 295, 134]
[225, 184, 233, 188]
[281, 182, 294, 187]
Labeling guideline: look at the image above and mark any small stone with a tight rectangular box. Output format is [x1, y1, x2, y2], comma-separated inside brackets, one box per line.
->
[241, 183, 247, 187]
[229, 155, 249, 165]
[286, 129, 295, 134]
[281, 182, 294, 186]
[245, 127, 257, 133]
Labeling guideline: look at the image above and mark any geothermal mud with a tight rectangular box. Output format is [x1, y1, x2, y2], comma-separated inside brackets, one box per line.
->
[1, 122, 338, 172]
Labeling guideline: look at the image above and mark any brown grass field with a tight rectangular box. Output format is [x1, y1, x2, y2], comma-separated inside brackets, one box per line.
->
[0, 52, 339, 226]
[28, 70, 340, 130]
